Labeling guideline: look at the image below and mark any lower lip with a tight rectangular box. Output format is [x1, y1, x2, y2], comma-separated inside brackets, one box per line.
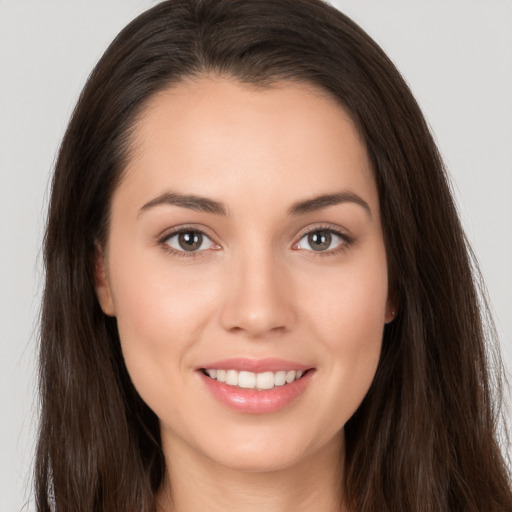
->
[199, 370, 314, 414]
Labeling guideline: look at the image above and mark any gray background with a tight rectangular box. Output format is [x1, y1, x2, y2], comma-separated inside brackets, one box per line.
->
[1, 1, 511, 510]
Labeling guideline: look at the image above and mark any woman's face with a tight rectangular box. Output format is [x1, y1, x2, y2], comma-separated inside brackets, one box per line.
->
[96, 77, 393, 473]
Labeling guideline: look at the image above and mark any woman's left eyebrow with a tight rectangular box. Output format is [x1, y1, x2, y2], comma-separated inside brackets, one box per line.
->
[288, 191, 372, 217]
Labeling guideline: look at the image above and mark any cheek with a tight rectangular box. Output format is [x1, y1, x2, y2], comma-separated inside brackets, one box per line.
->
[305, 246, 388, 338]
[111, 248, 217, 338]
[301, 248, 388, 418]
[107, 252, 218, 399]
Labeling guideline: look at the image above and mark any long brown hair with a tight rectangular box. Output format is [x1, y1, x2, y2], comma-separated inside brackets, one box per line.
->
[37, 1, 512, 510]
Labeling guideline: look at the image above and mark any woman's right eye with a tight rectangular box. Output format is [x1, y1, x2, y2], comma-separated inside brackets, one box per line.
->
[163, 230, 218, 253]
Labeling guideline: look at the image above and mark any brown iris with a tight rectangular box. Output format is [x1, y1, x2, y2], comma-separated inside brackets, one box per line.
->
[178, 231, 203, 251]
[308, 230, 332, 251]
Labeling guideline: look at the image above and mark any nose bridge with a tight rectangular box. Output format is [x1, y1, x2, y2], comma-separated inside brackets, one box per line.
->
[220, 243, 295, 336]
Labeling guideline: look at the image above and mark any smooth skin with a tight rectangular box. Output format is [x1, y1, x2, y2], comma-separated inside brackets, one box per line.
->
[95, 76, 395, 512]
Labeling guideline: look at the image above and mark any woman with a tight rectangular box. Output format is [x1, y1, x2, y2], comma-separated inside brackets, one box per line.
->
[36, 0, 512, 510]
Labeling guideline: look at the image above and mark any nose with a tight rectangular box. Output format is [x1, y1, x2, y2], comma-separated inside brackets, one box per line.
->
[219, 249, 297, 338]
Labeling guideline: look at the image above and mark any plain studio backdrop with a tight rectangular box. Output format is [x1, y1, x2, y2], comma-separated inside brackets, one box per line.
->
[0, 1, 511, 510]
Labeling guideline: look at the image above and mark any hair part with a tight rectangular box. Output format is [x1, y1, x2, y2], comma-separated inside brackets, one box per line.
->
[37, 1, 512, 510]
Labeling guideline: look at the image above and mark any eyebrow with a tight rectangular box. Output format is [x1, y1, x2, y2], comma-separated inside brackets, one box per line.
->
[139, 192, 228, 216]
[288, 191, 372, 217]
[139, 190, 371, 218]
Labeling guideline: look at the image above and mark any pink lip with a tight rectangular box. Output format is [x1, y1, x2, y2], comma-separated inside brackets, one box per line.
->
[197, 359, 315, 414]
[198, 357, 311, 373]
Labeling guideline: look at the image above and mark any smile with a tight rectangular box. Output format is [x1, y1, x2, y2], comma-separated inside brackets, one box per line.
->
[202, 369, 306, 390]
[198, 360, 315, 414]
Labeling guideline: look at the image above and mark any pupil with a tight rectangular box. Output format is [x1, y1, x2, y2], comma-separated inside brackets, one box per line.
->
[308, 231, 331, 251]
[178, 231, 202, 251]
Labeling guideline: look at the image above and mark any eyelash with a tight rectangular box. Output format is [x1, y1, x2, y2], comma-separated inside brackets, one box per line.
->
[294, 225, 353, 256]
[158, 225, 219, 258]
[157, 224, 353, 258]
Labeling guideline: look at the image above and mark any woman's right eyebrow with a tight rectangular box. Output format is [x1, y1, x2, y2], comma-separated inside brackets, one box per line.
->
[138, 192, 228, 216]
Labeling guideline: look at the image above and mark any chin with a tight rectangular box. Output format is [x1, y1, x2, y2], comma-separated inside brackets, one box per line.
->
[192, 424, 344, 475]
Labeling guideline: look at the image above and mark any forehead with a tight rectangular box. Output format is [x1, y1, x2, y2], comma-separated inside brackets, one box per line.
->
[116, 76, 377, 216]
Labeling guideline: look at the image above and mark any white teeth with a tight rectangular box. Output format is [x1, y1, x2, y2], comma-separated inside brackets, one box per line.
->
[238, 371, 256, 389]
[226, 369, 238, 386]
[285, 370, 296, 384]
[205, 369, 217, 379]
[256, 371, 275, 390]
[204, 368, 306, 390]
[274, 370, 286, 386]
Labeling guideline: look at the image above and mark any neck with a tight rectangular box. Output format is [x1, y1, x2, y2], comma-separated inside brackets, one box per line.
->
[157, 432, 346, 512]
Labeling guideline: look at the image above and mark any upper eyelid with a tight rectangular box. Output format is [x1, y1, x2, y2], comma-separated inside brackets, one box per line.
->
[158, 224, 218, 243]
[164, 230, 214, 244]
[293, 223, 351, 241]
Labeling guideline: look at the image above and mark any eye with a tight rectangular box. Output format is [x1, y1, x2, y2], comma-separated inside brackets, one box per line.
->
[163, 230, 218, 253]
[294, 229, 347, 252]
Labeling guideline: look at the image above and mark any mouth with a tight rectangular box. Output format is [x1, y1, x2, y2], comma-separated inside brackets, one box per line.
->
[197, 360, 315, 414]
[200, 368, 310, 391]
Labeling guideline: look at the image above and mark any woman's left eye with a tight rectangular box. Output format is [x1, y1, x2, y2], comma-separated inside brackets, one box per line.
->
[294, 229, 347, 253]
[163, 230, 217, 253]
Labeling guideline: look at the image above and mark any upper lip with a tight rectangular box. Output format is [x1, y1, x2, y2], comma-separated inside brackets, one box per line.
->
[197, 357, 312, 373]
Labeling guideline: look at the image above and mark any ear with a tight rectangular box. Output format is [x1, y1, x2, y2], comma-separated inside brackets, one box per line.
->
[94, 242, 116, 316]
[384, 292, 398, 324]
